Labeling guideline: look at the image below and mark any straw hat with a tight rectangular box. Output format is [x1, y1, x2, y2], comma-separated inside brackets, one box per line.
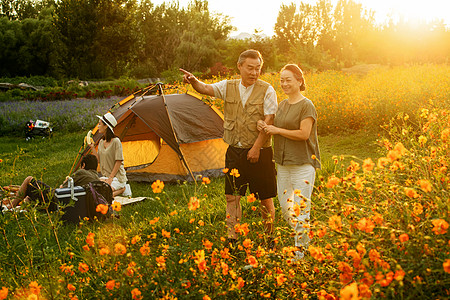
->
[97, 112, 117, 133]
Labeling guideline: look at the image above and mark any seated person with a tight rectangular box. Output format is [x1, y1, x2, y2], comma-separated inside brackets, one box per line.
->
[6, 154, 99, 210]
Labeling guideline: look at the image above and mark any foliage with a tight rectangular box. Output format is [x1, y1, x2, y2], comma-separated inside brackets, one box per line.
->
[0, 98, 448, 299]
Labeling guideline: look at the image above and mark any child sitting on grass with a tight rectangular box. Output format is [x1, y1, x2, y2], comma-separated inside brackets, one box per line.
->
[5, 154, 99, 211]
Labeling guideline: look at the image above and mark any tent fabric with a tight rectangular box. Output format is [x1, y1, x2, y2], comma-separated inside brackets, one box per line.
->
[85, 90, 227, 182]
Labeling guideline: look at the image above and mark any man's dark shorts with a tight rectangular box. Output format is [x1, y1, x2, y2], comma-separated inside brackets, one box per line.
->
[224, 146, 277, 200]
[26, 178, 58, 211]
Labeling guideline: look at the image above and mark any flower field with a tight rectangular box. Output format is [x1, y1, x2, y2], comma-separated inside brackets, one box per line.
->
[0, 65, 449, 299]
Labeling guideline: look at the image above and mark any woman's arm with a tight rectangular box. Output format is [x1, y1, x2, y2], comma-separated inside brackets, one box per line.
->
[105, 160, 122, 185]
[264, 117, 314, 141]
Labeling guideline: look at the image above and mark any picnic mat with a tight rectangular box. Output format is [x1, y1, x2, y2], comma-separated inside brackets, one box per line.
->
[113, 196, 149, 206]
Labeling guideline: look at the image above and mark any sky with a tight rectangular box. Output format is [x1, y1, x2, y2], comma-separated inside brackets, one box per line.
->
[151, 0, 450, 36]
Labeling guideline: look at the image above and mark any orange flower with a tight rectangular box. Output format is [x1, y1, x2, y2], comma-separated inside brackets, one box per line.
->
[0, 287, 8, 300]
[242, 238, 253, 249]
[328, 215, 342, 231]
[203, 296, 211, 300]
[234, 223, 250, 236]
[432, 219, 449, 235]
[326, 175, 340, 188]
[111, 201, 121, 212]
[308, 245, 325, 262]
[372, 212, 384, 225]
[237, 277, 245, 289]
[443, 259, 450, 273]
[96, 204, 109, 215]
[114, 243, 127, 255]
[67, 284, 76, 291]
[247, 193, 257, 203]
[369, 249, 380, 262]
[202, 177, 211, 184]
[139, 242, 150, 256]
[162, 229, 171, 239]
[377, 157, 390, 169]
[276, 274, 287, 286]
[188, 196, 200, 211]
[229, 168, 240, 178]
[292, 203, 301, 217]
[194, 250, 207, 272]
[99, 247, 110, 255]
[387, 150, 400, 162]
[169, 210, 178, 216]
[221, 262, 229, 275]
[131, 235, 141, 245]
[404, 187, 419, 198]
[220, 248, 230, 259]
[394, 269, 405, 281]
[222, 168, 229, 173]
[340, 282, 359, 300]
[105, 280, 115, 291]
[86, 232, 95, 247]
[151, 180, 164, 193]
[441, 128, 450, 141]
[203, 239, 213, 250]
[356, 217, 375, 233]
[78, 262, 89, 273]
[417, 179, 432, 192]
[399, 233, 409, 243]
[362, 158, 375, 172]
[149, 217, 160, 225]
[131, 288, 142, 300]
[247, 255, 258, 267]
[156, 255, 166, 270]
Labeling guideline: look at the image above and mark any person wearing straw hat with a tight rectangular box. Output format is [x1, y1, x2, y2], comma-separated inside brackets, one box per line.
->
[89, 112, 128, 197]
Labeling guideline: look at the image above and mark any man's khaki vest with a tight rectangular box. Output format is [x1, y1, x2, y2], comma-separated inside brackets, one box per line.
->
[223, 79, 271, 148]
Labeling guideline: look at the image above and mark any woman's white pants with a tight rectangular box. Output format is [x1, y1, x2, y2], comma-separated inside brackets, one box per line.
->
[276, 164, 316, 250]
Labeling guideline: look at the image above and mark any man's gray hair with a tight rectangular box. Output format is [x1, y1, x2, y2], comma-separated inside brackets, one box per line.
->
[237, 49, 264, 66]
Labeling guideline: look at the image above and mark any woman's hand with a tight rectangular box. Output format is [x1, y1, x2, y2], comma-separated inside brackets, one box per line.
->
[257, 120, 267, 131]
[263, 125, 280, 135]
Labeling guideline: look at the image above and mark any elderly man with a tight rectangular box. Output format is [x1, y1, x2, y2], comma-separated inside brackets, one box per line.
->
[180, 49, 277, 247]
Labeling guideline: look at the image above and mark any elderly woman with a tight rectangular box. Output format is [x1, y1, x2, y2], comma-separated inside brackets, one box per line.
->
[89, 112, 128, 197]
[258, 64, 321, 260]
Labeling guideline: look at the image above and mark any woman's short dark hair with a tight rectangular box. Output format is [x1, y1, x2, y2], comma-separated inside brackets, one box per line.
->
[281, 64, 306, 91]
[81, 154, 98, 170]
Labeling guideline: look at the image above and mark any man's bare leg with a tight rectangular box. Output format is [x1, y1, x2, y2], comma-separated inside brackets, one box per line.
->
[226, 194, 242, 240]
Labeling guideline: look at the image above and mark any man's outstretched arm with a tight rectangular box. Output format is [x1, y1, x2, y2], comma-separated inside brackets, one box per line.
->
[179, 68, 215, 97]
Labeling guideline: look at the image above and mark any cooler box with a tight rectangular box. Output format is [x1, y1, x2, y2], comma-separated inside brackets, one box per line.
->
[55, 178, 87, 223]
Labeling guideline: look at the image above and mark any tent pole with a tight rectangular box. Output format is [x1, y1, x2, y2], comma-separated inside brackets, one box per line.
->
[157, 83, 197, 184]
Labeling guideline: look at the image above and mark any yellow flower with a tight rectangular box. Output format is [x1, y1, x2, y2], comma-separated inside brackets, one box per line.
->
[418, 135, 427, 145]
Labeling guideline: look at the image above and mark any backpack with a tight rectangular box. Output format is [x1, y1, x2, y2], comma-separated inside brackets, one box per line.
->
[84, 181, 114, 221]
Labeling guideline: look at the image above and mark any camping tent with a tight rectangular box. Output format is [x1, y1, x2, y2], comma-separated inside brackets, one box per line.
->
[82, 86, 227, 182]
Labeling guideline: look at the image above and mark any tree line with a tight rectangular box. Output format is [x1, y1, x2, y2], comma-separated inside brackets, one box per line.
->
[0, 0, 448, 80]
